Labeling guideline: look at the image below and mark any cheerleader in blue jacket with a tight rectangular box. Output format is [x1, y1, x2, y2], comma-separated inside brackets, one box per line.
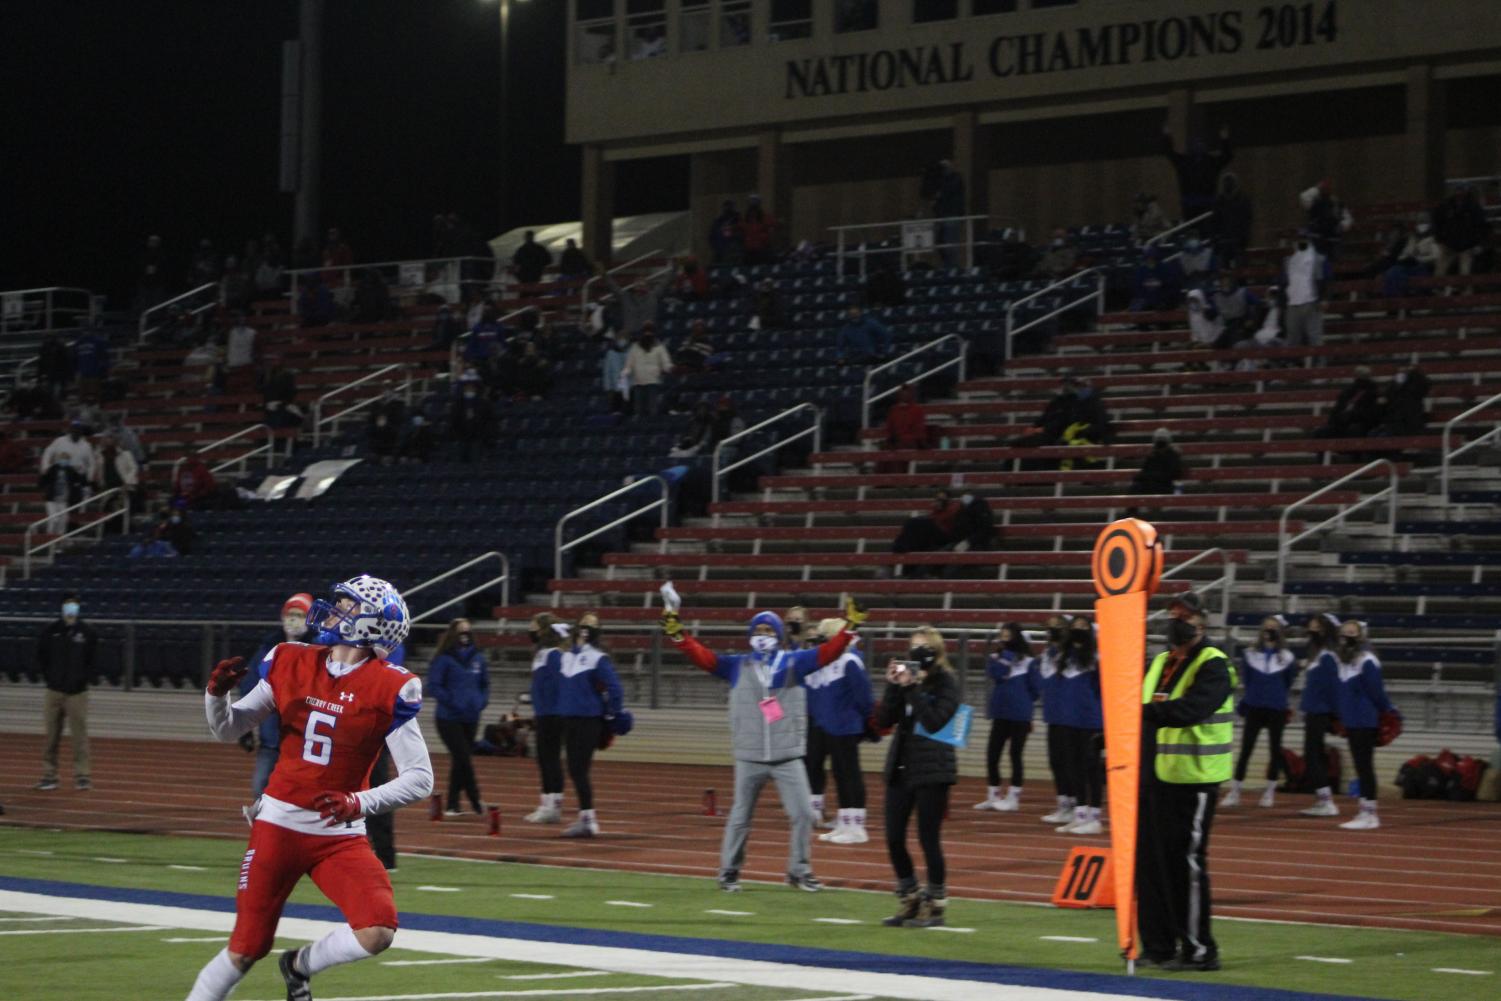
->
[556, 611, 625, 839]
[1222, 615, 1298, 810]
[1332, 620, 1397, 831]
[1037, 614, 1077, 825]
[524, 613, 569, 825]
[975, 623, 1039, 813]
[1297, 613, 1342, 818]
[1056, 617, 1104, 835]
[805, 617, 874, 844]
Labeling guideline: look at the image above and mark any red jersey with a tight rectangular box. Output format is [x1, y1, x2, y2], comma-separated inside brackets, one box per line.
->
[261, 643, 420, 811]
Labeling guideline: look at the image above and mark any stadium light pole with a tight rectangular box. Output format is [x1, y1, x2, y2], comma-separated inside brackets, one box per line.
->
[484, 0, 530, 234]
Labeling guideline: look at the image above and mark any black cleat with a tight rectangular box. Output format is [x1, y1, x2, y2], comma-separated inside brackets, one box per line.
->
[717, 871, 741, 892]
[786, 872, 823, 893]
[279, 947, 313, 1000]
[1163, 955, 1221, 973]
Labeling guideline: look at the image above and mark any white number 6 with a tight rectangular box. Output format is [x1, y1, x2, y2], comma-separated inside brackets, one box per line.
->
[303, 711, 337, 765]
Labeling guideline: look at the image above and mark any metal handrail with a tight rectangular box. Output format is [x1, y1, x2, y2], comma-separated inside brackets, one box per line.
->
[138, 283, 219, 344]
[555, 476, 670, 581]
[1003, 268, 1106, 363]
[580, 248, 668, 317]
[407, 551, 511, 622]
[1143, 209, 1216, 249]
[1146, 548, 1236, 624]
[861, 334, 967, 429]
[831, 214, 990, 275]
[0, 286, 97, 337]
[1277, 458, 1399, 586]
[312, 364, 411, 446]
[1440, 389, 1501, 498]
[449, 303, 540, 366]
[169, 423, 277, 487]
[23, 487, 131, 579]
[712, 403, 823, 504]
[285, 255, 500, 304]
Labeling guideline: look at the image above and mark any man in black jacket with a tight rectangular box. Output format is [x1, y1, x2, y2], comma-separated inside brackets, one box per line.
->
[36, 594, 98, 790]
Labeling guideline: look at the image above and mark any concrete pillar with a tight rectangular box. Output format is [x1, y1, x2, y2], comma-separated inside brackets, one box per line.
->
[581, 144, 614, 265]
[1406, 63, 1446, 204]
[756, 130, 793, 246]
[1164, 88, 1192, 153]
[951, 110, 990, 218]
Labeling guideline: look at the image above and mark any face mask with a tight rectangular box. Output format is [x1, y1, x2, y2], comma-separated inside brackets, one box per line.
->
[169, 515, 181, 525]
[1070, 631, 1094, 651]
[1047, 627, 1065, 643]
[578, 625, 599, 645]
[786, 621, 802, 636]
[463, 391, 477, 400]
[1185, 239, 1200, 251]
[458, 632, 473, 647]
[1262, 630, 1280, 646]
[1165, 618, 1198, 648]
[909, 645, 937, 669]
[960, 494, 974, 506]
[749, 634, 779, 654]
[1297, 241, 1310, 251]
[62, 602, 80, 618]
[1338, 636, 1361, 656]
[1395, 371, 1408, 386]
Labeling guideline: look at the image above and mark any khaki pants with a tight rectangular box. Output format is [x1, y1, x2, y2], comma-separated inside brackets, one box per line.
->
[42, 690, 89, 781]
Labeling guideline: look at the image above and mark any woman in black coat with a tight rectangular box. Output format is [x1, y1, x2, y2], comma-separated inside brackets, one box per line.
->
[876, 626, 960, 929]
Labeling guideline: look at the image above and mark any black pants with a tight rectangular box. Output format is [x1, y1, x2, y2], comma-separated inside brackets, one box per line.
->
[1047, 723, 1074, 797]
[365, 748, 396, 870]
[1346, 727, 1378, 799]
[1234, 706, 1288, 783]
[562, 716, 602, 810]
[1063, 726, 1103, 807]
[534, 715, 564, 795]
[1136, 779, 1218, 963]
[985, 718, 1030, 787]
[891, 517, 952, 576]
[437, 718, 481, 812]
[805, 724, 866, 809]
[884, 782, 948, 891]
[1303, 712, 1332, 791]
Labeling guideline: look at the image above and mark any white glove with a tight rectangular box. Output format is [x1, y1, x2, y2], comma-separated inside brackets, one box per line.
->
[660, 581, 682, 613]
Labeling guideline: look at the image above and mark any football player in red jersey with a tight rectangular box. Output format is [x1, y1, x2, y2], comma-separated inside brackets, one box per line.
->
[185, 575, 433, 1001]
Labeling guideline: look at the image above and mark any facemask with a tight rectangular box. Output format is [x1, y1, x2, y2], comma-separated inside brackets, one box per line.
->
[1338, 636, 1361, 656]
[1048, 627, 1065, 643]
[786, 621, 802, 636]
[458, 632, 473, 647]
[578, 625, 599, 645]
[1262, 630, 1280, 646]
[1297, 241, 1310, 251]
[1165, 618, 1198, 648]
[960, 494, 974, 506]
[62, 602, 80, 618]
[750, 634, 779, 654]
[909, 645, 937, 669]
[1395, 371, 1407, 386]
[1070, 631, 1095, 653]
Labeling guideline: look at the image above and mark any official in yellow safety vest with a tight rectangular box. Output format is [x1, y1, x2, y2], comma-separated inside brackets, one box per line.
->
[1136, 593, 1236, 972]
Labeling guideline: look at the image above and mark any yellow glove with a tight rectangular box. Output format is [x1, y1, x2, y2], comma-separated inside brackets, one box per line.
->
[843, 597, 868, 628]
[661, 610, 685, 640]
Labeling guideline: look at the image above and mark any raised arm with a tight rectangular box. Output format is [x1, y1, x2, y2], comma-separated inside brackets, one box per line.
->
[206, 677, 277, 742]
[662, 610, 731, 677]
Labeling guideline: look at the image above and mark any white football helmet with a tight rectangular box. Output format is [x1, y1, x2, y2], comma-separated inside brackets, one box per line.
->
[308, 574, 409, 656]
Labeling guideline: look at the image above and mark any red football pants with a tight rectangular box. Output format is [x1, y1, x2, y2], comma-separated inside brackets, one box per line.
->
[229, 820, 397, 960]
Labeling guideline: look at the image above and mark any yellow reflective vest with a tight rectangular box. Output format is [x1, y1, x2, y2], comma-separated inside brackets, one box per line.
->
[1142, 645, 1237, 784]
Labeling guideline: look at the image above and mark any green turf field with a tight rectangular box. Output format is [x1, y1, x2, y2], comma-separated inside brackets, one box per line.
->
[1, 828, 1496, 1001]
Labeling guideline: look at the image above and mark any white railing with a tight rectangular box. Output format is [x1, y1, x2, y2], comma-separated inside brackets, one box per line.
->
[1440, 389, 1501, 499]
[1146, 548, 1237, 624]
[712, 403, 822, 505]
[579, 248, 668, 318]
[1003, 269, 1106, 363]
[407, 551, 511, 622]
[169, 423, 278, 488]
[311, 364, 415, 446]
[22, 487, 131, 579]
[831, 214, 990, 276]
[1277, 458, 1399, 586]
[0, 286, 98, 337]
[285, 255, 500, 307]
[1143, 209, 1216, 250]
[555, 476, 670, 582]
[861, 334, 967, 429]
[138, 283, 220, 344]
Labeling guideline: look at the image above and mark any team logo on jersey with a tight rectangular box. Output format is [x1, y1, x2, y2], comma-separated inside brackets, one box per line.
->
[339, 692, 356, 702]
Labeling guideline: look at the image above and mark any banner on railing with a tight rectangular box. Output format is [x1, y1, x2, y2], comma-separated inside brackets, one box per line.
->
[901, 222, 935, 251]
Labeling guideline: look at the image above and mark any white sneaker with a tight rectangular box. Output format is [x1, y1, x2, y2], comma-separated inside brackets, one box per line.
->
[1068, 819, 1104, 836]
[1042, 807, 1076, 824]
[562, 815, 600, 838]
[973, 798, 1003, 811]
[1339, 812, 1380, 831]
[817, 816, 838, 830]
[827, 826, 869, 844]
[1258, 787, 1276, 808]
[1219, 788, 1241, 808]
[524, 804, 562, 824]
[818, 827, 843, 842]
[993, 796, 1020, 813]
[1300, 800, 1339, 818]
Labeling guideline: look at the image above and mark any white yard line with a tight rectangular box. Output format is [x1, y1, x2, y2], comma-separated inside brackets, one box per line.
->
[812, 918, 861, 925]
[704, 910, 753, 917]
[1294, 956, 1353, 965]
[168, 864, 207, 871]
[501, 972, 614, 981]
[0, 916, 72, 923]
[234, 985, 739, 1000]
[418, 886, 464, 893]
[603, 901, 653, 909]
[510, 894, 555, 901]
[0, 924, 168, 936]
[1432, 968, 1493, 976]
[163, 936, 231, 943]
[1040, 937, 1098, 944]
[383, 959, 496, 968]
[91, 857, 129, 863]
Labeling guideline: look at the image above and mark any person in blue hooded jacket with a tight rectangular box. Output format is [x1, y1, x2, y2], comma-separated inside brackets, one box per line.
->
[555, 611, 624, 839]
[1297, 612, 1342, 818]
[426, 618, 490, 817]
[1331, 620, 1397, 832]
[1222, 615, 1298, 810]
[524, 614, 569, 825]
[803, 616, 874, 845]
[1037, 614, 1076, 825]
[1055, 617, 1104, 835]
[239, 593, 314, 799]
[975, 623, 1039, 813]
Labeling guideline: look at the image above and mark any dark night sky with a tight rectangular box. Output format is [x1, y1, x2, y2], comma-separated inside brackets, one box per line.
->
[2, 0, 579, 305]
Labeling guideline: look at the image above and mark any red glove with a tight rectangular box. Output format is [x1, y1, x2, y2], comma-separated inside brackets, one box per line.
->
[313, 791, 363, 827]
[206, 657, 247, 697]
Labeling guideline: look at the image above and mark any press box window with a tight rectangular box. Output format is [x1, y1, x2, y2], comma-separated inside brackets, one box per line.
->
[680, 0, 710, 52]
[627, 0, 667, 59]
[913, 0, 957, 22]
[972, 0, 1017, 14]
[576, 0, 618, 64]
[835, 0, 878, 32]
[720, 0, 751, 47]
[769, 0, 813, 41]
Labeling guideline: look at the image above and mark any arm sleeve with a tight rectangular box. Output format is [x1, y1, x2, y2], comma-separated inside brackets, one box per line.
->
[1026, 660, 1042, 702]
[357, 717, 434, 816]
[852, 661, 874, 718]
[1145, 658, 1232, 727]
[907, 673, 960, 733]
[671, 633, 727, 677]
[596, 655, 625, 715]
[426, 656, 450, 706]
[205, 680, 277, 741]
[875, 680, 904, 729]
[814, 628, 854, 667]
[388, 675, 422, 735]
[477, 655, 490, 710]
[84, 627, 98, 670]
[1364, 661, 1395, 714]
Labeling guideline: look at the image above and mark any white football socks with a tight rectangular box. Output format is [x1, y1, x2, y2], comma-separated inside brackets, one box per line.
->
[301, 925, 373, 977]
[186, 948, 245, 1001]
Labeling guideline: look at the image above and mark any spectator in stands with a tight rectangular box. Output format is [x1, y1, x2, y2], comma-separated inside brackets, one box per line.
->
[428, 305, 463, 351]
[1132, 193, 1169, 242]
[262, 358, 303, 429]
[428, 618, 490, 817]
[1056, 617, 1104, 835]
[321, 227, 353, 288]
[974, 624, 1038, 814]
[34, 594, 97, 791]
[1033, 228, 1078, 281]
[890, 489, 961, 578]
[670, 402, 718, 458]
[1128, 247, 1182, 312]
[1433, 186, 1490, 278]
[882, 385, 934, 454]
[623, 325, 673, 418]
[805, 615, 873, 845]
[1210, 274, 1261, 349]
[1331, 621, 1397, 831]
[464, 305, 505, 386]
[38, 331, 74, 402]
[1300, 180, 1352, 260]
[1380, 222, 1439, 297]
[224, 312, 258, 392]
[40, 427, 91, 538]
[399, 412, 436, 463]
[1178, 233, 1216, 282]
[1222, 615, 1297, 810]
[1161, 124, 1232, 220]
[220, 256, 252, 311]
[351, 268, 392, 323]
[837, 305, 894, 364]
[1283, 232, 1330, 349]
[866, 265, 906, 309]
[71, 320, 110, 402]
[742, 195, 777, 265]
[40, 420, 94, 481]
[875, 626, 958, 928]
[951, 492, 995, 553]
[190, 238, 220, 286]
[92, 431, 140, 522]
[1013, 375, 1111, 453]
[106, 413, 146, 468]
[137, 234, 168, 312]
[367, 404, 400, 465]
[450, 372, 495, 462]
[254, 233, 285, 297]
[11, 375, 62, 421]
[1297, 612, 1342, 818]
[128, 503, 194, 558]
[1315, 366, 1382, 439]
[557, 239, 592, 281]
[298, 274, 335, 327]
[1211, 173, 1253, 268]
[927, 160, 967, 267]
[509, 341, 554, 401]
[1184, 289, 1223, 353]
[709, 200, 744, 265]
[601, 329, 631, 414]
[751, 278, 788, 330]
[1131, 428, 1185, 497]
[1372, 366, 1430, 439]
[173, 456, 216, 509]
[672, 256, 710, 301]
[674, 320, 715, 374]
[605, 268, 674, 336]
[512, 231, 553, 286]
